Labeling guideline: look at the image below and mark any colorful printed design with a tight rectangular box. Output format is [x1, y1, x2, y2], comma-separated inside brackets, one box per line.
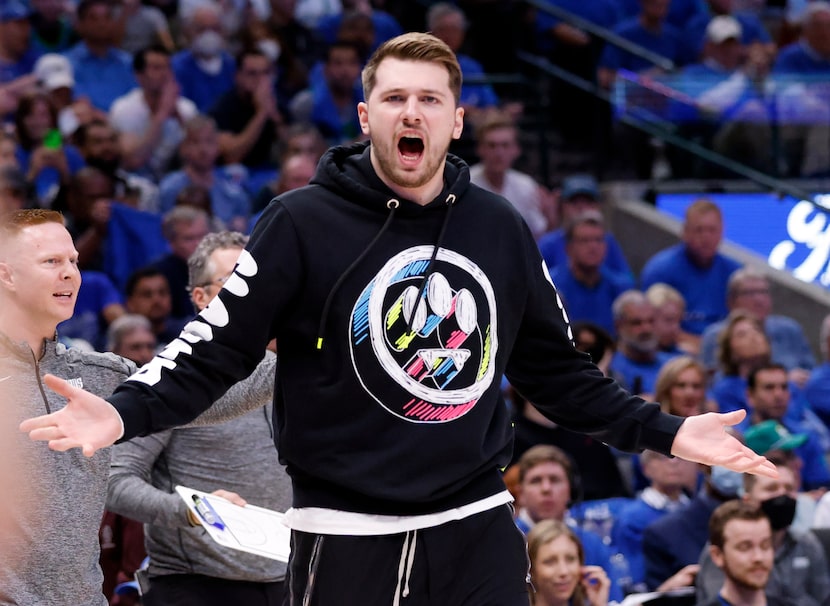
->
[350, 246, 498, 423]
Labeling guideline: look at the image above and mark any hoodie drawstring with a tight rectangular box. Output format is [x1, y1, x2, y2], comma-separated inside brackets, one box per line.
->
[404, 193, 456, 331]
[392, 530, 418, 606]
[316, 199, 399, 349]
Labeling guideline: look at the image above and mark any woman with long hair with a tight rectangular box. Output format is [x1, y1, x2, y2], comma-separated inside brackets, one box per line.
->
[528, 520, 610, 606]
[654, 356, 716, 417]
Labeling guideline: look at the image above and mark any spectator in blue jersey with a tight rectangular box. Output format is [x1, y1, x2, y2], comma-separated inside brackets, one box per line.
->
[640, 198, 741, 336]
[668, 16, 773, 176]
[316, 0, 402, 54]
[609, 290, 679, 395]
[0, 1, 40, 92]
[682, 0, 774, 64]
[172, 3, 236, 114]
[550, 211, 634, 337]
[159, 116, 251, 232]
[618, 0, 708, 30]
[538, 174, 632, 277]
[772, 1, 830, 177]
[642, 464, 740, 591]
[803, 313, 830, 430]
[64, 0, 137, 112]
[645, 283, 699, 356]
[597, 0, 690, 91]
[700, 268, 815, 384]
[774, 1, 830, 74]
[710, 310, 771, 415]
[612, 449, 698, 592]
[14, 92, 85, 207]
[741, 364, 830, 490]
[289, 41, 365, 145]
[514, 445, 626, 602]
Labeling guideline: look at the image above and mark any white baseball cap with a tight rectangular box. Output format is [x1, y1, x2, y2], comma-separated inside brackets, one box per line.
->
[34, 54, 75, 92]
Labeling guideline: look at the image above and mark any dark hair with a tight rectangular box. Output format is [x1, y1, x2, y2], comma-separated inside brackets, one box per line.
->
[709, 499, 768, 549]
[125, 267, 167, 298]
[73, 118, 111, 149]
[76, 0, 112, 20]
[133, 44, 172, 73]
[716, 310, 768, 376]
[235, 47, 269, 71]
[14, 92, 57, 150]
[747, 362, 788, 391]
[326, 39, 364, 64]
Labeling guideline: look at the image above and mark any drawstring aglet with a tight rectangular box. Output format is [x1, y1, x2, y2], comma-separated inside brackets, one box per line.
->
[316, 337, 324, 350]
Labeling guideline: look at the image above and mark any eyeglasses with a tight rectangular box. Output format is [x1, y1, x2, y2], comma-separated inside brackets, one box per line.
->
[195, 274, 232, 289]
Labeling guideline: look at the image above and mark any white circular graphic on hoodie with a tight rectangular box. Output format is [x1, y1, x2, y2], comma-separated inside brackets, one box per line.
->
[350, 246, 498, 423]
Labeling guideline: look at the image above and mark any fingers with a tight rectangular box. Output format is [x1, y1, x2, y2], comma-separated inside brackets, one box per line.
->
[19, 413, 59, 433]
[719, 409, 747, 426]
[211, 489, 247, 507]
[42, 374, 77, 398]
[26, 425, 67, 441]
[47, 437, 85, 452]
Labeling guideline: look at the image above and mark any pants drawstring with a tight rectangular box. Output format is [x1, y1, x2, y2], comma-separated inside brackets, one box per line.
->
[302, 535, 324, 606]
[392, 530, 417, 606]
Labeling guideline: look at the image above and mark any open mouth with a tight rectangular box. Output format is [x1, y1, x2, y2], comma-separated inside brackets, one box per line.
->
[53, 291, 73, 299]
[398, 136, 424, 163]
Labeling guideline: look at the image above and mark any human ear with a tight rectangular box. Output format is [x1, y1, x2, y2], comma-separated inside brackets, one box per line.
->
[357, 102, 370, 135]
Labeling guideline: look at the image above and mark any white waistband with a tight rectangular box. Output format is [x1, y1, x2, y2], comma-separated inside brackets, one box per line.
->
[283, 490, 514, 536]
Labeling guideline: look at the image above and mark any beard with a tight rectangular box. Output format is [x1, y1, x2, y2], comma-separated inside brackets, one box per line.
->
[371, 138, 450, 193]
[722, 559, 771, 591]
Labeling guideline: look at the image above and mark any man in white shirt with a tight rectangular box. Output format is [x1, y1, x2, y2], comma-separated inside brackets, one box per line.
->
[109, 45, 197, 181]
[469, 112, 550, 239]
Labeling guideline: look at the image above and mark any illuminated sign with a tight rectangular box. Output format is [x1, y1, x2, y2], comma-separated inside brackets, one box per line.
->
[656, 193, 830, 289]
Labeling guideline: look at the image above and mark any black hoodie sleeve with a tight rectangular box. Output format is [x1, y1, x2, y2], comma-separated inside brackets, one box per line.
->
[109, 201, 304, 439]
[504, 232, 683, 455]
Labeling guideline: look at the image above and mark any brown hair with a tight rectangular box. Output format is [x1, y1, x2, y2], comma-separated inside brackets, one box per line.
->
[717, 310, 768, 376]
[474, 110, 517, 143]
[684, 198, 722, 224]
[708, 499, 767, 549]
[527, 519, 586, 605]
[654, 356, 706, 415]
[361, 32, 462, 105]
[518, 444, 573, 484]
[0, 208, 64, 239]
[14, 93, 58, 151]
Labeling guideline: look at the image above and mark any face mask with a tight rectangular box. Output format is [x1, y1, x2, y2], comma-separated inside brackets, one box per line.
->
[191, 30, 225, 59]
[710, 465, 743, 498]
[760, 494, 797, 531]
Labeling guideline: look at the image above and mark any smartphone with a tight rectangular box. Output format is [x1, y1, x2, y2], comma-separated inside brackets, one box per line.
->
[43, 129, 62, 151]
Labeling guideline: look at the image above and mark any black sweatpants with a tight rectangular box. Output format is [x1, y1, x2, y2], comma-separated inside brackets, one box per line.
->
[142, 574, 284, 606]
[283, 504, 529, 606]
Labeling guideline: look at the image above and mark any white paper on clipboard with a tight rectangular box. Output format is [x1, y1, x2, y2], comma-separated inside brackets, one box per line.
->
[175, 485, 291, 562]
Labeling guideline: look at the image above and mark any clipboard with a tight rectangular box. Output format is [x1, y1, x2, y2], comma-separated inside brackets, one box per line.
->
[175, 485, 292, 562]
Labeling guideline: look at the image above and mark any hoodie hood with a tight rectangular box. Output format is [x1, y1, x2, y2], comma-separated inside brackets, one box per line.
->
[311, 141, 471, 215]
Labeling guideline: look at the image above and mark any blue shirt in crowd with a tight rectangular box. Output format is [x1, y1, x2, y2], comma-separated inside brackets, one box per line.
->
[549, 264, 635, 336]
[640, 244, 741, 335]
[64, 43, 136, 111]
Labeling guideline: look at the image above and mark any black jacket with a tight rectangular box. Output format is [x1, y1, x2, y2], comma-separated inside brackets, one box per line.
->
[109, 142, 683, 515]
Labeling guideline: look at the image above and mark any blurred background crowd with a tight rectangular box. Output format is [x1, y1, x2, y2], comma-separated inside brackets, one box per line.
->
[2, 0, 830, 604]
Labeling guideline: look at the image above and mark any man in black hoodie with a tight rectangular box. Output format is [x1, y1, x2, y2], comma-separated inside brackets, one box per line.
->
[24, 32, 774, 606]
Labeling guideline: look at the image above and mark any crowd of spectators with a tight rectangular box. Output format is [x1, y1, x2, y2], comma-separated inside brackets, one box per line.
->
[2, 0, 830, 604]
